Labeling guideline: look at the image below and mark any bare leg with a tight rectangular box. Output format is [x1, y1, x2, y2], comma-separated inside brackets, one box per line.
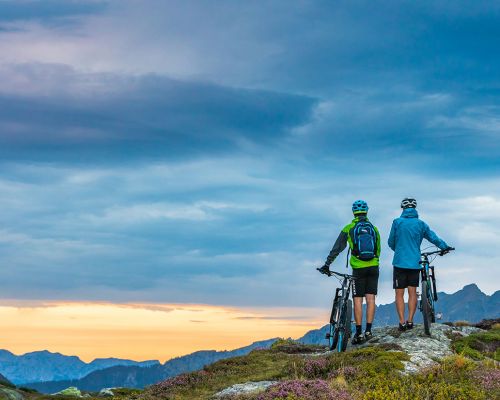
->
[353, 297, 363, 326]
[395, 289, 406, 324]
[365, 294, 376, 323]
[407, 286, 418, 322]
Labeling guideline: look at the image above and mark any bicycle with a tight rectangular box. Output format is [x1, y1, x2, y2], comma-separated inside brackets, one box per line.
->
[317, 268, 356, 352]
[419, 247, 455, 335]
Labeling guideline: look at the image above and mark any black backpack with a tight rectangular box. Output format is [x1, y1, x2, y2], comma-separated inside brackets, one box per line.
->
[352, 221, 377, 261]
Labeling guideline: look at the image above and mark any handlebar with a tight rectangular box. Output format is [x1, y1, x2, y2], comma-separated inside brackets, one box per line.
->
[421, 247, 455, 257]
[316, 268, 356, 279]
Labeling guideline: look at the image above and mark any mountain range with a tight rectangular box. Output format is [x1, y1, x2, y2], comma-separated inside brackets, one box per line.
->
[24, 339, 277, 393]
[6, 283, 499, 393]
[0, 350, 159, 385]
[372, 283, 499, 326]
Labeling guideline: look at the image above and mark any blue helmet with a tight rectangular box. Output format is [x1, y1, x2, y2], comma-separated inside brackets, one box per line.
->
[352, 200, 368, 214]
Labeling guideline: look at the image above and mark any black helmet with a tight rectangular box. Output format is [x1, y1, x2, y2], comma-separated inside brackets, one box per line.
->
[401, 198, 417, 209]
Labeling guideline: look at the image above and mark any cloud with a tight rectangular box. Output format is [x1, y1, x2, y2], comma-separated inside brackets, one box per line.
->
[0, 0, 107, 23]
[0, 64, 316, 162]
[0, 155, 498, 306]
[0, 1, 498, 310]
[1, 1, 498, 92]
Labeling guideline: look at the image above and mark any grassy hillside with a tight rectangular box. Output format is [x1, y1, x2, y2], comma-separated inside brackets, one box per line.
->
[138, 328, 500, 400]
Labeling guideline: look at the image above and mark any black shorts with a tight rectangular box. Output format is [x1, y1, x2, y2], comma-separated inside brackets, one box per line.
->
[352, 266, 379, 297]
[393, 267, 420, 289]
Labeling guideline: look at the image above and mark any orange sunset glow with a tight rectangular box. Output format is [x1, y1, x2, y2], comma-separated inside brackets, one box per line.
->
[0, 302, 325, 363]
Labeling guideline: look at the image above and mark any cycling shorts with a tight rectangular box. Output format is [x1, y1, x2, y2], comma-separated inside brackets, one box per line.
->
[352, 266, 379, 297]
[393, 267, 420, 289]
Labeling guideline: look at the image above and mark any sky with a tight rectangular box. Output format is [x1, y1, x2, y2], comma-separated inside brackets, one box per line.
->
[0, 0, 499, 362]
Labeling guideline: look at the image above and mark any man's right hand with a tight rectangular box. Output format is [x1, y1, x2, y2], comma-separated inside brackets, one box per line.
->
[318, 264, 331, 275]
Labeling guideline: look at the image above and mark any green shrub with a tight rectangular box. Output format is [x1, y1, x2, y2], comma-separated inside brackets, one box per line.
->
[452, 328, 500, 361]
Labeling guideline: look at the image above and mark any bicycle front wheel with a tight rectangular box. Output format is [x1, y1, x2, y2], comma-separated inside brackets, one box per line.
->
[328, 298, 339, 350]
[421, 280, 432, 335]
[339, 299, 352, 352]
[329, 323, 338, 350]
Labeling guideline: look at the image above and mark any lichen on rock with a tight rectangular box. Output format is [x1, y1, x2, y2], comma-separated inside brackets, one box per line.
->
[52, 386, 82, 397]
[356, 323, 482, 373]
[213, 381, 277, 398]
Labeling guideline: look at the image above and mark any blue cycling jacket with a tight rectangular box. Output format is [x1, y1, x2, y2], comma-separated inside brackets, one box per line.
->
[388, 208, 448, 269]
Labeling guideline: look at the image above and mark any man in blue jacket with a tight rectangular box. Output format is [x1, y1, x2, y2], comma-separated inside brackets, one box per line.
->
[388, 198, 452, 331]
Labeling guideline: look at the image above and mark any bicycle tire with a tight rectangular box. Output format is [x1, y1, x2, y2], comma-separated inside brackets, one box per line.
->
[335, 297, 345, 353]
[430, 267, 438, 302]
[329, 323, 338, 350]
[328, 298, 340, 350]
[340, 299, 352, 352]
[421, 280, 431, 335]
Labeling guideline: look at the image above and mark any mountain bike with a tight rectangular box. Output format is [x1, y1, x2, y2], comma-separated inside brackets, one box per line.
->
[419, 247, 455, 335]
[317, 268, 355, 352]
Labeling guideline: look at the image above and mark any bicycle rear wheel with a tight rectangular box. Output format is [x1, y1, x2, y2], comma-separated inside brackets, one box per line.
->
[421, 280, 432, 335]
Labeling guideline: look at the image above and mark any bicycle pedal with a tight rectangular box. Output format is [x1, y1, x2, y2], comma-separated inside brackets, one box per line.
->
[436, 312, 443, 320]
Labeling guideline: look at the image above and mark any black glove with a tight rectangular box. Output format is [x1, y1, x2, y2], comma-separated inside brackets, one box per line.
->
[440, 246, 455, 255]
[318, 264, 331, 275]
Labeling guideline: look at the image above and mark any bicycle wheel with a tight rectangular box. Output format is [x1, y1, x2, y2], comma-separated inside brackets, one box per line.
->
[339, 299, 352, 352]
[429, 286, 436, 323]
[328, 299, 339, 350]
[421, 280, 432, 335]
[328, 323, 338, 350]
[430, 267, 438, 302]
[334, 298, 345, 353]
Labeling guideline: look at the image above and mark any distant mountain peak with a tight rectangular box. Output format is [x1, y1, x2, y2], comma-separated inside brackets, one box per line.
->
[460, 283, 482, 294]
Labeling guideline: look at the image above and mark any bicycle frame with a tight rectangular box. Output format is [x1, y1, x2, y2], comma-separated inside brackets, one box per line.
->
[321, 270, 355, 352]
[419, 248, 453, 335]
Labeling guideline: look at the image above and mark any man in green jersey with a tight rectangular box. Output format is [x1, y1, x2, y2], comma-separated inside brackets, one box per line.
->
[319, 200, 381, 344]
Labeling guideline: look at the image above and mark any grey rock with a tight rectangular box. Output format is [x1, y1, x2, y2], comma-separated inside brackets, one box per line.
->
[355, 323, 482, 373]
[213, 381, 277, 398]
[98, 388, 114, 397]
[52, 386, 82, 397]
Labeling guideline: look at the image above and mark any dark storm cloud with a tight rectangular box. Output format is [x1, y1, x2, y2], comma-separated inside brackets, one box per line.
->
[0, 67, 316, 162]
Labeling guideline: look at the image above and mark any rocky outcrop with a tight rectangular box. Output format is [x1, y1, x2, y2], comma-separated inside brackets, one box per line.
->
[98, 388, 115, 397]
[354, 323, 481, 373]
[214, 381, 277, 398]
[53, 386, 82, 397]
